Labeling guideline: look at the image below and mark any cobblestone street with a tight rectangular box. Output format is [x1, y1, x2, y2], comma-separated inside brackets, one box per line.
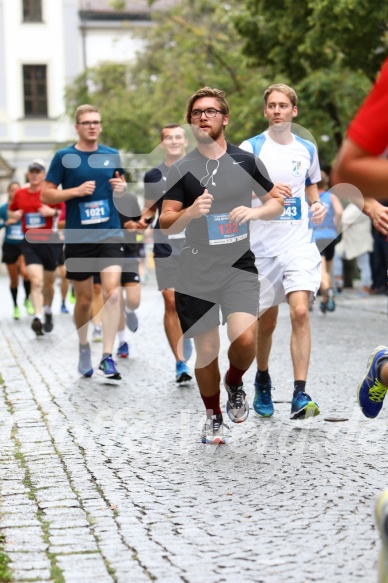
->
[0, 274, 387, 583]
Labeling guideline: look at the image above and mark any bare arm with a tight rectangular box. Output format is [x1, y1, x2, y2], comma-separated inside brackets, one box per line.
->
[330, 193, 343, 232]
[363, 198, 388, 235]
[331, 139, 388, 200]
[229, 186, 284, 225]
[160, 189, 214, 233]
[306, 183, 326, 225]
[137, 200, 158, 230]
[41, 180, 96, 204]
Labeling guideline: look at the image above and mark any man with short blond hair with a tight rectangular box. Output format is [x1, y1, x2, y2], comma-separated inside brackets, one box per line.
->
[240, 83, 325, 420]
[41, 104, 126, 383]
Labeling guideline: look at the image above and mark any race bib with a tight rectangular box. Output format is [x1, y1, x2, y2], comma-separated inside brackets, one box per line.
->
[7, 223, 24, 241]
[79, 199, 110, 225]
[25, 212, 45, 229]
[207, 213, 247, 245]
[271, 197, 301, 223]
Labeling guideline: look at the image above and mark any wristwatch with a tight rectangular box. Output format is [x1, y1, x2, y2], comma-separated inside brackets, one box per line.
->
[311, 200, 324, 207]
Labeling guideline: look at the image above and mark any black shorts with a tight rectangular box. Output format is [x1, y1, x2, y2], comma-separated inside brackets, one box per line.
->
[2, 242, 23, 264]
[154, 254, 179, 290]
[22, 240, 59, 271]
[93, 257, 140, 285]
[175, 247, 259, 337]
[316, 236, 340, 261]
[56, 244, 65, 266]
[64, 243, 124, 281]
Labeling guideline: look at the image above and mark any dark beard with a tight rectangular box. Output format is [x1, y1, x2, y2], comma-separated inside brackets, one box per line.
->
[193, 124, 223, 144]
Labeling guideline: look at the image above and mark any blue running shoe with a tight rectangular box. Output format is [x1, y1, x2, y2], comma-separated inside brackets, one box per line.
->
[253, 373, 274, 417]
[224, 375, 249, 423]
[358, 346, 388, 418]
[98, 356, 121, 385]
[290, 391, 320, 419]
[78, 346, 93, 378]
[201, 414, 229, 445]
[176, 360, 192, 383]
[125, 309, 138, 333]
[183, 337, 193, 362]
[61, 301, 69, 314]
[326, 288, 335, 312]
[117, 341, 129, 359]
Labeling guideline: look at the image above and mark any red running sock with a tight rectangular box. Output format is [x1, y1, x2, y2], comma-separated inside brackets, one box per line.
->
[226, 364, 247, 386]
[201, 391, 222, 417]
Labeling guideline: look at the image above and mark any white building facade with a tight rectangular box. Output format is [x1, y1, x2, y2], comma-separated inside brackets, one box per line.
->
[0, 0, 177, 188]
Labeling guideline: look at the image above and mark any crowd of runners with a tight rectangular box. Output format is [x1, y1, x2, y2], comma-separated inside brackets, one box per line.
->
[0, 78, 387, 455]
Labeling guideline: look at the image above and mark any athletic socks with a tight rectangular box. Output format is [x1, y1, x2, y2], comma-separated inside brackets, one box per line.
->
[23, 279, 31, 299]
[201, 391, 222, 417]
[226, 364, 247, 386]
[10, 287, 17, 307]
[293, 380, 306, 397]
[256, 368, 270, 384]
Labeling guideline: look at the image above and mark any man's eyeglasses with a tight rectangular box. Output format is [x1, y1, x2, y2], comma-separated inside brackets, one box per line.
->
[77, 121, 101, 127]
[191, 108, 225, 119]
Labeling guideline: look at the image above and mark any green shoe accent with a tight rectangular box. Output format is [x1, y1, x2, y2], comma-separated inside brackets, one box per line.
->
[304, 401, 320, 418]
[13, 306, 21, 320]
[24, 298, 34, 315]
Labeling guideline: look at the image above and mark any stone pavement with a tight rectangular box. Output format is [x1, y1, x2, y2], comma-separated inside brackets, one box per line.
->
[0, 273, 387, 583]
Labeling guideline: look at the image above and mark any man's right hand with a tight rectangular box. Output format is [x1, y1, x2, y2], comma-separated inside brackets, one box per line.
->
[77, 181, 96, 197]
[189, 189, 214, 219]
[274, 182, 292, 198]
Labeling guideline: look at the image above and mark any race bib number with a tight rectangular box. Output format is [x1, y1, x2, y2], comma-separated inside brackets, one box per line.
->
[25, 212, 45, 229]
[7, 223, 24, 241]
[79, 200, 110, 225]
[207, 213, 247, 245]
[271, 197, 301, 222]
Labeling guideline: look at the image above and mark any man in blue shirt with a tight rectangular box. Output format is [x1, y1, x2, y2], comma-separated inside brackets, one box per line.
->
[41, 104, 126, 383]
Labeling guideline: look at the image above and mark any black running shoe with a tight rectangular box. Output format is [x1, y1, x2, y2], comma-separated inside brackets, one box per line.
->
[31, 317, 44, 337]
[44, 312, 53, 333]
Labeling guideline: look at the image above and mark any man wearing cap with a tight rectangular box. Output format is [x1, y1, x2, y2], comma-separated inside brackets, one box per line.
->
[8, 159, 63, 336]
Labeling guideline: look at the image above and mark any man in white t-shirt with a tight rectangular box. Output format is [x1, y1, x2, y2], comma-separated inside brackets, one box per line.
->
[240, 83, 326, 420]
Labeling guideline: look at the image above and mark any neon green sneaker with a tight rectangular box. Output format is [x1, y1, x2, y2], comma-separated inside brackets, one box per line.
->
[24, 298, 34, 316]
[13, 305, 21, 320]
[69, 287, 76, 305]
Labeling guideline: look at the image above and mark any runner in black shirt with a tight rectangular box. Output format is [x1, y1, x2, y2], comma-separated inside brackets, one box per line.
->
[160, 87, 283, 444]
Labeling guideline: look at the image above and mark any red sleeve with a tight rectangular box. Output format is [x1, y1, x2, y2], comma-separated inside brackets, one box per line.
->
[347, 58, 388, 156]
[8, 190, 20, 211]
[59, 202, 66, 220]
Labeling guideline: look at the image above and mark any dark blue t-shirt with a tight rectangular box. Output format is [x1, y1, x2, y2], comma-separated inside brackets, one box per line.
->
[45, 144, 124, 243]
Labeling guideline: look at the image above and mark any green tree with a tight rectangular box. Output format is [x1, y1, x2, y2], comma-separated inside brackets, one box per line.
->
[235, 0, 388, 165]
[65, 0, 270, 153]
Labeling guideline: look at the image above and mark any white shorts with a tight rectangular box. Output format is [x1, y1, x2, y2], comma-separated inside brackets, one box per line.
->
[255, 242, 321, 314]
